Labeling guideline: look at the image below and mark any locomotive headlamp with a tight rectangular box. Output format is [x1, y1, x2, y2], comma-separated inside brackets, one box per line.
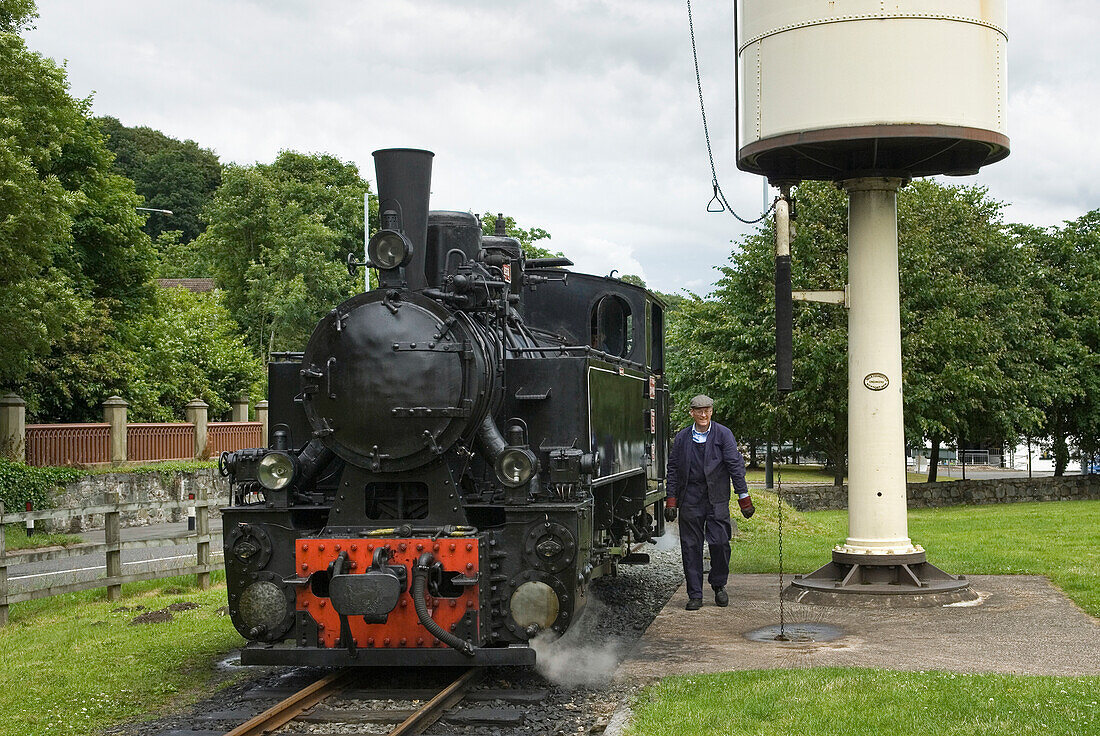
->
[257, 451, 296, 490]
[495, 447, 537, 488]
[509, 580, 559, 631]
[367, 229, 413, 270]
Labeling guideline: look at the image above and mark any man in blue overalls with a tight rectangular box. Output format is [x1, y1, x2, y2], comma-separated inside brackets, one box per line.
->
[663, 394, 754, 610]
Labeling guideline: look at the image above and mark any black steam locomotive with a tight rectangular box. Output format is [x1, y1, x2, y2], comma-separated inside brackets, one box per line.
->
[219, 149, 670, 666]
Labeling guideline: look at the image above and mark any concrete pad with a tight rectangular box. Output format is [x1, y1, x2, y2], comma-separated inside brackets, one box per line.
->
[615, 574, 1100, 681]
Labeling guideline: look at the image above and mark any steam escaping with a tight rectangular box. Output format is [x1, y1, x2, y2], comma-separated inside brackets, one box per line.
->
[531, 599, 622, 687]
[653, 523, 680, 552]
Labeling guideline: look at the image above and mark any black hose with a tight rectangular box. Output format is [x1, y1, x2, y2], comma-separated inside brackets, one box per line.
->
[412, 553, 474, 657]
[476, 416, 507, 464]
[776, 251, 793, 392]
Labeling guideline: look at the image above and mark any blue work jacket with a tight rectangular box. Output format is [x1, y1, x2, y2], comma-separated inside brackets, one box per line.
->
[665, 422, 749, 515]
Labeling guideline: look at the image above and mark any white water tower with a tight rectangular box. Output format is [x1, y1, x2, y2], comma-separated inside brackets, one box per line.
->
[737, 0, 1008, 604]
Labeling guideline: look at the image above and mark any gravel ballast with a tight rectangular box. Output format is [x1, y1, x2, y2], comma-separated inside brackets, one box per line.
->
[105, 534, 684, 736]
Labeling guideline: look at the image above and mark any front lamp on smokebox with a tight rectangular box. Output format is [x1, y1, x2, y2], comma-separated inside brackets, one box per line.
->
[510, 580, 560, 634]
[495, 446, 537, 488]
[257, 451, 296, 490]
[367, 229, 414, 270]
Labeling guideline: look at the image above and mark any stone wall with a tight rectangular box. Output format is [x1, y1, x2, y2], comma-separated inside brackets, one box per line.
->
[781, 475, 1100, 512]
[50, 467, 230, 532]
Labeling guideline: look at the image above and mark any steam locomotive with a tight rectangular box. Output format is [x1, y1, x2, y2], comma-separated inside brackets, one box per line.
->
[219, 149, 670, 666]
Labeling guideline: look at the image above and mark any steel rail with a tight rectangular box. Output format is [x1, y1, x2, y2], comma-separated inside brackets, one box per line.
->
[223, 668, 354, 736]
[388, 668, 482, 736]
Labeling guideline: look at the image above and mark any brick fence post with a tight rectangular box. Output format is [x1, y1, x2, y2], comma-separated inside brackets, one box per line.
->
[102, 396, 128, 464]
[185, 399, 209, 459]
[231, 393, 249, 423]
[255, 400, 269, 447]
[0, 393, 25, 463]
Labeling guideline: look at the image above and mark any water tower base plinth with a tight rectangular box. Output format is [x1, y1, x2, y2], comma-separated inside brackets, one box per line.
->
[782, 550, 976, 607]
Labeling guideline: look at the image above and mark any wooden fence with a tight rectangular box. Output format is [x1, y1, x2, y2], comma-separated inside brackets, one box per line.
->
[0, 489, 223, 626]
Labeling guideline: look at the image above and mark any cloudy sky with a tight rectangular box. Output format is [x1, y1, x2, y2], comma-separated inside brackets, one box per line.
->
[24, 1, 1100, 294]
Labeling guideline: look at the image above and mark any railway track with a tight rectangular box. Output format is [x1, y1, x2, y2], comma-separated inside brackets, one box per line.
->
[221, 667, 544, 735]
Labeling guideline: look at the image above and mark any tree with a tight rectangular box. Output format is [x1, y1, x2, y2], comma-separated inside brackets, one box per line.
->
[478, 212, 558, 259]
[96, 116, 221, 248]
[667, 180, 1043, 484]
[121, 287, 264, 421]
[197, 152, 371, 358]
[0, 0, 36, 32]
[1, 17, 160, 422]
[1018, 212, 1100, 474]
[896, 180, 1048, 480]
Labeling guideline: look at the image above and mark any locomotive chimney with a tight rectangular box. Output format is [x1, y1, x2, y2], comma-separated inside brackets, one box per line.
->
[372, 148, 434, 290]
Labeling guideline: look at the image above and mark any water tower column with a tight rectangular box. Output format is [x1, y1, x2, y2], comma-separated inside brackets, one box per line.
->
[841, 177, 916, 555]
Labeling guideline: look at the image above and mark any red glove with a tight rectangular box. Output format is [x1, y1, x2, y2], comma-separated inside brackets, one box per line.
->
[664, 497, 677, 522]
[738, 495, 755, 518]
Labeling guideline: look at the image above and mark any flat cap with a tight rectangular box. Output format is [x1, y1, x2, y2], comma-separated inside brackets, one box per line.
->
[689, 394, 714, 409]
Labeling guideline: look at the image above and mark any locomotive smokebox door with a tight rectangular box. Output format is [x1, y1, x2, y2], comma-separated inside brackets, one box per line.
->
[300, 290, 493, 473]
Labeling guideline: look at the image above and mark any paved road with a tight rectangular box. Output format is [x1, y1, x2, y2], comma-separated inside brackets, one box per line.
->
[6, 519, 224, 596]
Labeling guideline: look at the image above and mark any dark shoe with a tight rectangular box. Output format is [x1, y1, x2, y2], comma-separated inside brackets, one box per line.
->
[714, 587, 729, 607]
[685, 598, 703, 611]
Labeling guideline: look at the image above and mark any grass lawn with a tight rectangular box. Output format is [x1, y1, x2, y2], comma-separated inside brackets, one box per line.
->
[628, 497, 1100, 735]
[0, 574, 243, 736]
[4, 525, 83, 551]
[730, 494, 1100, 617]
[630, 668, 1100, 735]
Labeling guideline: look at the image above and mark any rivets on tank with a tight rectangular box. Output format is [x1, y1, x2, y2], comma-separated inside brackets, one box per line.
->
[301, 543, 309, 551]
[334, 544, 341, 551]
[400, 637, 407, 646]
[450, 600, 457, 608]
[301, 563, 308, 571]
[399, 543, 407, 551]
[466, 562, 474, 570]
[432, 543, 440, 552]
[466, 543, 474, 551]
[368, 637, 375, 646]
[318, 544, 325, 551]
[449, 543, 456, 552]
[416, 543, 424, 551]
[351, 544, 358, 552]
[400, 599, 407, 608]
[417, 637, 424, 646]
[384, 637, 391, 647]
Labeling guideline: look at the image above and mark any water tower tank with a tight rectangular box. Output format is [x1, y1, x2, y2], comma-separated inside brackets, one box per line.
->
[737, 0, 1008, 181]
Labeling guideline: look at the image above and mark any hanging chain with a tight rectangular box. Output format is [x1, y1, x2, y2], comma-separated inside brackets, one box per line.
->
[776, 403, 788, 640]
[686, 0, 776, 224]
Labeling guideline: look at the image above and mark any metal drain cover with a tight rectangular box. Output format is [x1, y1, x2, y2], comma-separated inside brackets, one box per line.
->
[744, 623, 845, 643]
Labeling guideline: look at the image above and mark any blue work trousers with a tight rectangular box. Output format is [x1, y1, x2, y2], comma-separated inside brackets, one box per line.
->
[678, 503, 732, 600]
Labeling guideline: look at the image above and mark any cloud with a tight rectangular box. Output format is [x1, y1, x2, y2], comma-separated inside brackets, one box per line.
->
[24, 1, 1098, 293]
